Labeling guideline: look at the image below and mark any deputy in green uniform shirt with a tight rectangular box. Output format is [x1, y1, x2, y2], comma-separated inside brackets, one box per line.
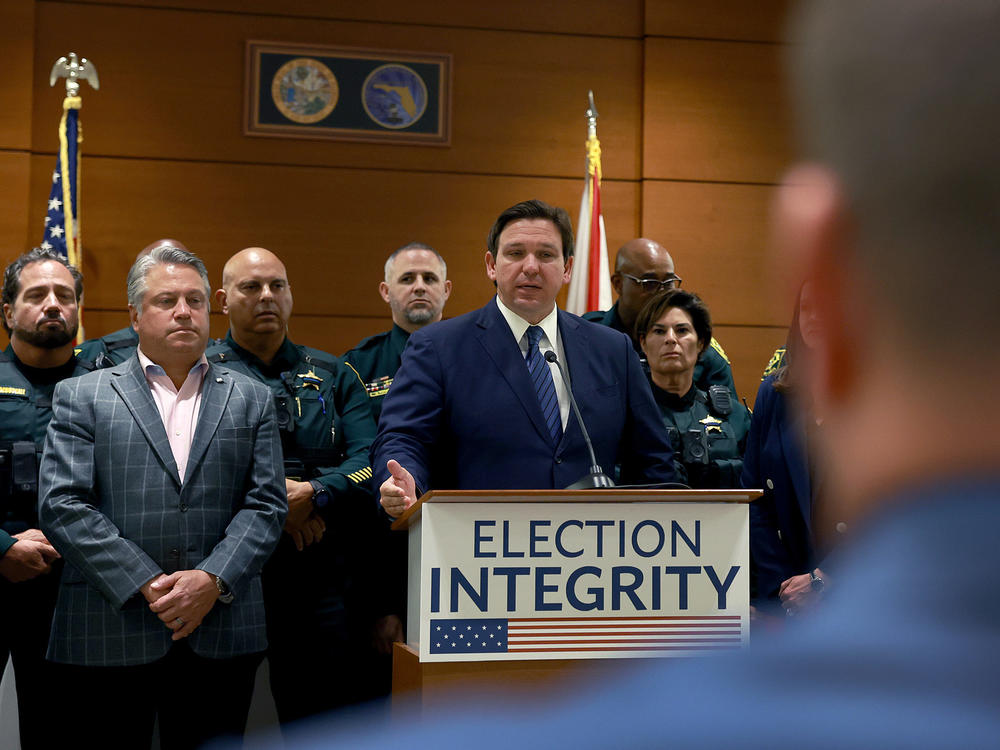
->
[344, 242, 451, 422]
[342, 241, 451, 685]
[1, 248, 93, 749]
[635, 288, 750, 489]
[74, 324, 137, 367]
[583, 238, 737, 396]
[207, 247, 381, 724]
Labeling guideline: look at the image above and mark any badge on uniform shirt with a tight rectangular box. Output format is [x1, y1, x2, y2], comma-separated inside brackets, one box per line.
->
[297, 369, 323, 390]
[0, 386, 27, 396]
[365, 375, 392, 398]
[763, 347, 786, 378]
[699, 415, 724, 434]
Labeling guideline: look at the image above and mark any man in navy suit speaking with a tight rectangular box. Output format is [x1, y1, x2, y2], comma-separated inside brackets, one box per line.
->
[374, 199, 674, 515]
[280, 2, 1000, 748]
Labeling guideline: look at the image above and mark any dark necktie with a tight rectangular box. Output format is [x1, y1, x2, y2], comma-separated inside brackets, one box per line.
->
[525, 325, 562, 443]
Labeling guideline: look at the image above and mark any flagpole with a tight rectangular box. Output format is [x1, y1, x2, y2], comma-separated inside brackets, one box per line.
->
[566, 91, 611, 316]
[45, 53, 98, 342]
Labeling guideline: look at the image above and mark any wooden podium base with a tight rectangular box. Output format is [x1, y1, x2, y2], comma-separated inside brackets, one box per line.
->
[392, 642, 635, 713]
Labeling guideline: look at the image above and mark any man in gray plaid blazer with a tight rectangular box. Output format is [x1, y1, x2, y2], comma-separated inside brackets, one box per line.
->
[38, 245, 286, 750]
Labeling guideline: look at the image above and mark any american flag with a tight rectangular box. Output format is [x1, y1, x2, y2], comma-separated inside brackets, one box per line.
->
[430, 616, 743, 656]
[41, 96, 82, 269]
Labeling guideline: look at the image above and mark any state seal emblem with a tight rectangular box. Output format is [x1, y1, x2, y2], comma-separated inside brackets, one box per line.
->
[271, 57, 339, 124]
[362, 64, 428, 129]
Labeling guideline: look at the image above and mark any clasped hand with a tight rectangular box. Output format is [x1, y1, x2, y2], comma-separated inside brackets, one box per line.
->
[0, 529, 60, 583]
[779, 568, 827, 615]
[141, 570, 219, 641]
[284, 478, 326, 551]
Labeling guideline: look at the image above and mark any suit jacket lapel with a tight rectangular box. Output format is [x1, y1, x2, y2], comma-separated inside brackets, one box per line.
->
[475, 301, 552, 446]
[555, 310, 583, 446]
[184, 364, 233, 484]
[110, 357, 182, 489]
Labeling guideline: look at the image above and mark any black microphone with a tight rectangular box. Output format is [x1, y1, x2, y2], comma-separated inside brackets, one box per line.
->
[544, 350, 615, 489]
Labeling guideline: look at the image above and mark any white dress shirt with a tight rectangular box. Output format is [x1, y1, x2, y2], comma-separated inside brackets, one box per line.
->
[495, 297, 570, 430]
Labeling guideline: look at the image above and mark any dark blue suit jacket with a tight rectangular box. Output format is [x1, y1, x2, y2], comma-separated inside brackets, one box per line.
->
[372, 300, 675, 491]
[742, 374, 813, 603]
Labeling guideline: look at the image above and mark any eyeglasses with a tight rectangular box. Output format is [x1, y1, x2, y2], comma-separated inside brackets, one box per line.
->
[621, 273, 683, 293]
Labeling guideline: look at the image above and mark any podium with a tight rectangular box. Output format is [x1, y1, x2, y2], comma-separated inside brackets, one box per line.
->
[390, 488, 759, 707]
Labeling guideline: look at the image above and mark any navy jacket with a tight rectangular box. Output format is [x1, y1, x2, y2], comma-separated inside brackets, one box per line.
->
[742, 374, 813, 603]
[372, 300, 675, 492]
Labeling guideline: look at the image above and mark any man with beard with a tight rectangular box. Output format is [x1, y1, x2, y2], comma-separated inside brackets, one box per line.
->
[0, 247, 93, 749]
[344, 242, 451, 422]
[343, 243, 450, 672]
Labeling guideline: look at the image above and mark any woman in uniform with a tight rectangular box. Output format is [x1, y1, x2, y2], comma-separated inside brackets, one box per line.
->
[635, 289, 750, 490]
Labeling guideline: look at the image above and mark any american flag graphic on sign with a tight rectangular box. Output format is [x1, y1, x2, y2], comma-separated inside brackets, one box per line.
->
[430, 616, 742, 656]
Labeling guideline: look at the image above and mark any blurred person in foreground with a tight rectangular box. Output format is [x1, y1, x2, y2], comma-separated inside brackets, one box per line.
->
[276, 1, 1000, 746]
[635, 289, 750, 489]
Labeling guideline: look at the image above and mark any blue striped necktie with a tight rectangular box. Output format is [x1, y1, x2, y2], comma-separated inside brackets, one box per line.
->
[525, 325, 562, 443]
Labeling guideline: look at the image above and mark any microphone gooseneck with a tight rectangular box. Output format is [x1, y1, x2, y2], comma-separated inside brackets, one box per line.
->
[544, 350, 615, 489]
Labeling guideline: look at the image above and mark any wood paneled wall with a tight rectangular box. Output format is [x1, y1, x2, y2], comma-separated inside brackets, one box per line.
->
[1, 0, 792, 403]
[642, 0, 793, 402]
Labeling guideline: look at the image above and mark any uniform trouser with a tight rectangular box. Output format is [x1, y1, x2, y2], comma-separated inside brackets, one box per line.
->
[52, 641, 263, 750]
[0, 572, 59, 750]
[263, 535, 381, 726]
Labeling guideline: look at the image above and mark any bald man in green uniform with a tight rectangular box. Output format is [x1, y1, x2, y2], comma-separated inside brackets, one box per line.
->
[207, 247, 382, 724]
[583, 238, 737, 396]
[344, 242, 451, 422]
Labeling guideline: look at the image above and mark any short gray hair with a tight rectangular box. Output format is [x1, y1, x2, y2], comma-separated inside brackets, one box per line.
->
[789, 0, 1000, 351]
[126, 244, 211, 312]
[384, 242, 447, 282]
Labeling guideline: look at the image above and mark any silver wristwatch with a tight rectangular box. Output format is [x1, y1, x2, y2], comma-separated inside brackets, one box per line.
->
[213, 575, 234, 604]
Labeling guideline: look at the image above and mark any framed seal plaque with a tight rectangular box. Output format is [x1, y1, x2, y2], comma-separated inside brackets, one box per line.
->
[245, 41, 451, 146]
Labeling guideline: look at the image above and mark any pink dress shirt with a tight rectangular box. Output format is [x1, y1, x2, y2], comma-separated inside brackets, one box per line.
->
[137, 347, 209, 483]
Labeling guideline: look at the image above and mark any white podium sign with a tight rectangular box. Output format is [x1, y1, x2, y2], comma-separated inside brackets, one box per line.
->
[404, 492, 751, 663]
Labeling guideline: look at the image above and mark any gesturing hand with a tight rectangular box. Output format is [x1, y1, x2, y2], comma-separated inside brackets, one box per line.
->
[380, 459, 416, 519]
